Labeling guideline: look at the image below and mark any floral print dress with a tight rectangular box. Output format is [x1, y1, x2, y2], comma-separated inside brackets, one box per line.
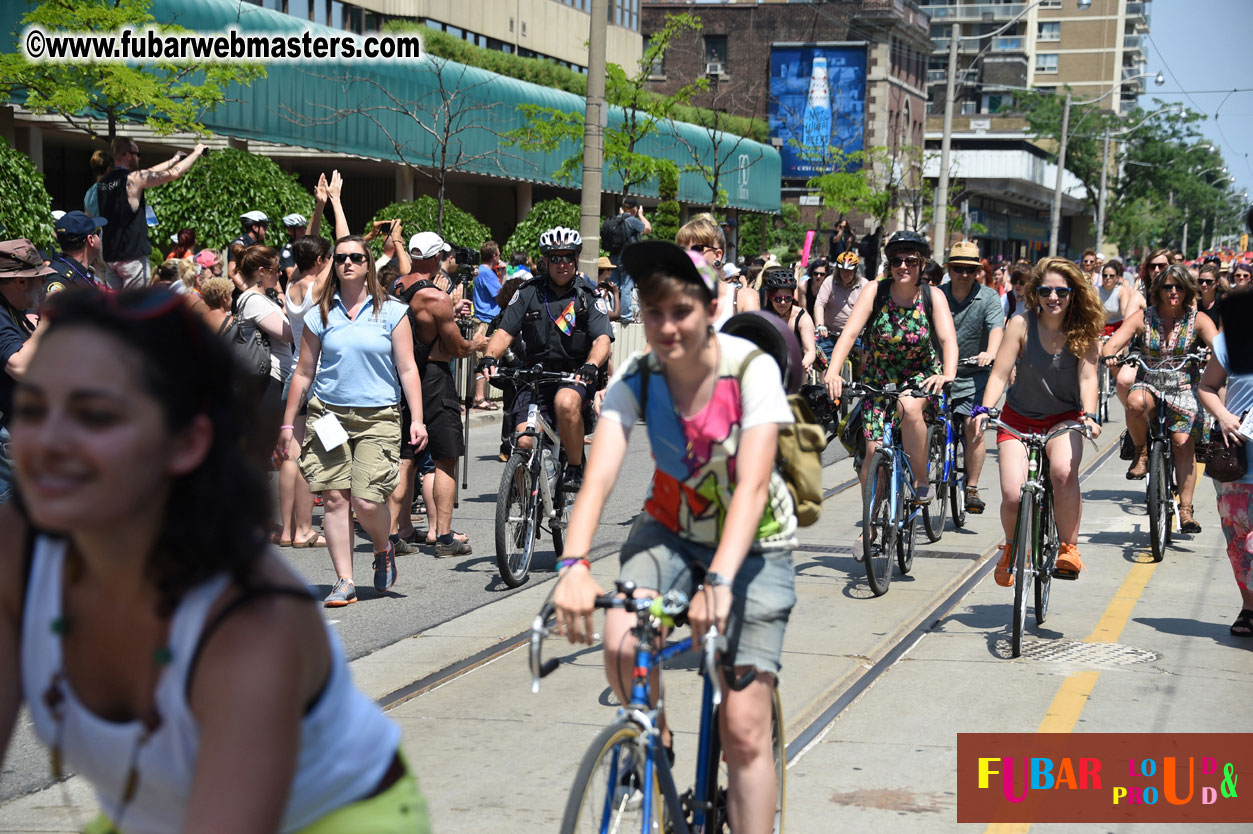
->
[861, 287, 941, 441]
[1130, 306, 1204, 439]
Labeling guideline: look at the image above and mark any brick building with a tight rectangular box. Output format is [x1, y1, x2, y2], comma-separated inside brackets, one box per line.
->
[642, 0, 932, 238]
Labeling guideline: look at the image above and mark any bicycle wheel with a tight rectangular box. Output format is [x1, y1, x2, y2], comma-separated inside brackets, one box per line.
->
[1010, 490, 1035, 659]
[1035, 488, 1057, 626]
[897, 508, 916, 575]
[1147, 441, 1169, 562]
[922, 423, 947, 542]
[495, 454, 537, 588]
[862, 451, 895, 596]
[560, 721, 663, 834]
[708, 686, 786, 833]
[949, 427, 968, 529]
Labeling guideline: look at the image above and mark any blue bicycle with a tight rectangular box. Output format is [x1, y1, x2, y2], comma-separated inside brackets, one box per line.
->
[530, 583, 785, 833]
[849, 382, 943, 596]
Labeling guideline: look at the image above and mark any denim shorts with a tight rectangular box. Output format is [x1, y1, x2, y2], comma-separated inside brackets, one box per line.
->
[618, 517, 796, 676]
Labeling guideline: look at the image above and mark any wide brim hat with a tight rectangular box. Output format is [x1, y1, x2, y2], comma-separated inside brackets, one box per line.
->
[0, 238, 56, 279]
[620, 240, 717, 299]
[946, 240, 981, 267]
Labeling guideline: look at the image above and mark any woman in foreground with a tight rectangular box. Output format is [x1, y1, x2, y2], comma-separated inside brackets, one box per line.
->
[0, 290, 428, 834]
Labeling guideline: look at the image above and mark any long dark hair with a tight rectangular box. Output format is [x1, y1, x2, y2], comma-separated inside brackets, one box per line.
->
[37, 290, 271, 614]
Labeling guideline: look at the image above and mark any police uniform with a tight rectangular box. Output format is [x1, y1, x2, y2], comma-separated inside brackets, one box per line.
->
[496, 274, 611, 428]
[44, 254, 105, 300]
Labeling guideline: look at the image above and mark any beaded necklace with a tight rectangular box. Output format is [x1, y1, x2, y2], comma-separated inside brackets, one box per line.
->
[43, 550, 172, 833]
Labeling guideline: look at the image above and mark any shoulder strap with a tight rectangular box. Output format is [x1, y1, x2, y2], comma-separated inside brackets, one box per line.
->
[870, 278, 892, 322]
[184, 584, 314, 699]
[639, 355, 651, 418]
[736, 348, 767, 386]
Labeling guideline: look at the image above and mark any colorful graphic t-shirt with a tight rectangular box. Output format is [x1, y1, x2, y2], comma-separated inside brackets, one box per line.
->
[600, 333, 798, 550]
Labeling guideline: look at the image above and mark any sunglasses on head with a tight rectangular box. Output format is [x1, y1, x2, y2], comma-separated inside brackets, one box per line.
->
[1038, 286, 1072, 299]
[889, 255, 921, 269]
[333, 252, 368, 265]
[548, 254, 577, 264]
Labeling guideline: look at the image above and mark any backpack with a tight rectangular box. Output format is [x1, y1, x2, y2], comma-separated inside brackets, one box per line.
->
[600, 214, 632, 255]
[637, 347, 826, 527]
[219, 297, 272, 393]
[869, 278, 941, 356]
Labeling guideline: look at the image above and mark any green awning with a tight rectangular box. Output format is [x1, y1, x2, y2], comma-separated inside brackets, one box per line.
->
[1, 0, 781, 211]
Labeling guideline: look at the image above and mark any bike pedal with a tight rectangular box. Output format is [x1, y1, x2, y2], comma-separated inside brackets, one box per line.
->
[1050, 568, 1080, 581]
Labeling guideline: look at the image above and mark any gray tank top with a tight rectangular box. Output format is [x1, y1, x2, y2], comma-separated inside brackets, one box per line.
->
[1098, 283, 1122, 323]
[1006, 311, 1082, 419]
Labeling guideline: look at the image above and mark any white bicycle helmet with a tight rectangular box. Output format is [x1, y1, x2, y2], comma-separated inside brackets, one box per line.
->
[538, 226, 583, 255]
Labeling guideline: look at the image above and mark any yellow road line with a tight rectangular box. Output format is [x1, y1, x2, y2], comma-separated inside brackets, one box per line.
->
[982, 561, 1159, 834]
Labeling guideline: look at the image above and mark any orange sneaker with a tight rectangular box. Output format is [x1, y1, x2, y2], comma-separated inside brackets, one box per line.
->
[995, 542, 1015, 587]
[1053, 543, 1083, 580]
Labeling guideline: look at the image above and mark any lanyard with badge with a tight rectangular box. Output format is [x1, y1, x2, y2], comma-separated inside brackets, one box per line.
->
[52, 254, 103, 290]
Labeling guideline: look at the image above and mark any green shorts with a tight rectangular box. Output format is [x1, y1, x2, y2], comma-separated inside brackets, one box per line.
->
[300, 397, 401, 503]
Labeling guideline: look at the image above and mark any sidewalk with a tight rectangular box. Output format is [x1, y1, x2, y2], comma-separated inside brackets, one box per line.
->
[3, 423, 1249, 832]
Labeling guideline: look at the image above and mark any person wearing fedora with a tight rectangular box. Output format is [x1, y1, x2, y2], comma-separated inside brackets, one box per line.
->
[0, 239, 56, 502]
[941, 241, 1005, 514]
[97, 138, 206, 290]
[45, 211, 109, 300]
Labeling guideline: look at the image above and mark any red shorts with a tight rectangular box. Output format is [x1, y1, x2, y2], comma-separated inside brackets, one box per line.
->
[1102, 321, 1122, 337]
[997, 403, 1084, 444]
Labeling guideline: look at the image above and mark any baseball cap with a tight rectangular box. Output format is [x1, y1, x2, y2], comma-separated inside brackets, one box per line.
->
[946, 240, 981, 267]
[408, 231, 450, 259]
[241, 210, 269, 224]
[282, 213, 308, 228]
[722, 262, 742, 279]
[0, 239, 56, 279]
[55, 211, 107, 237]
[194, 249, 219, 268]
[620, 240, 717, 300]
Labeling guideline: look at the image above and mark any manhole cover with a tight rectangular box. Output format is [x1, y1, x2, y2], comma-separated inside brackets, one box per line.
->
[1005, 639, 1160, 664]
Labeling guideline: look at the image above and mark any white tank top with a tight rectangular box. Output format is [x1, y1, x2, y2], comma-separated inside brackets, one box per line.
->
[1098, 283, 1122, 323]
[21, 537, 401, 834]
[285, 282, 317, 363]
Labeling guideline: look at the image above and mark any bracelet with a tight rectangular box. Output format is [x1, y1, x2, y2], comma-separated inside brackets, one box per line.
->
[279, 424, 295, 430]
[557, 558, 591, 572]
[970, 405, 989, 417]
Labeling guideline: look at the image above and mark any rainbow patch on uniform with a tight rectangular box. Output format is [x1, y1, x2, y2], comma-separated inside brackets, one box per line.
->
[554, 298, 576, 335]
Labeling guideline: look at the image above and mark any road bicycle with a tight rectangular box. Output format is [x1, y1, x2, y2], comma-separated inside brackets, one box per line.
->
[530, 583, 786, 834]
[1096, 335, 1115, 425]
[492, 367, 580, 588]
[1115, 351, 1208, 562]
[848, 382, 940, 596]
[982, 412, 1091, 658]
[926, 357, 983, 539]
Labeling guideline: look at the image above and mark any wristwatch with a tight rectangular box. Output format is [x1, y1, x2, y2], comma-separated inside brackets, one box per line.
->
[705, 571, 733, 588]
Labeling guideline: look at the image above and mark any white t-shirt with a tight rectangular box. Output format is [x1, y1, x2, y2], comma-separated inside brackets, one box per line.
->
[237, 290, 294, 382]
[600, 333, 797, 549]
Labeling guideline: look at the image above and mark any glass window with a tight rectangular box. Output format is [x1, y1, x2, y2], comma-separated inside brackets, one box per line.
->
[330, 0, 343, 29]
[346, 5, 362, 33]
[1035, 53, 1058, 73]
[362, 11, 379, 32]
[1038, 21, 1060, 41]
[286, 0, 309, 21]
[704, 34, 727, 66]
[644, 35, 663, 76]
[312, 0, 326, 25]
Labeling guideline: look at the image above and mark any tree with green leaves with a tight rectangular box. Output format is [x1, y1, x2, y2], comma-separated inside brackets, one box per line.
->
[651, 163, 681, 243]
[370, 195, 490, 252]
[146, 147, 313, 251]
[504, 12, 708, 197]
[503, 198, 581, 263]
[672, 76, 766, 212]
[0, 0, 264, 143]
[0, 136, 54, 248]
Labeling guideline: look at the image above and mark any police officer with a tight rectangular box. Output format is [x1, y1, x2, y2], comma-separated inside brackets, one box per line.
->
[480, 226, 611, 491]
[278, 213, 307, 284]
[45, 211, 109, 300]
[228, 210, 269, 271]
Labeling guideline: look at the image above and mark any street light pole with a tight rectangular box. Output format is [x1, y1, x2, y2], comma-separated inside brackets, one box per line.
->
[1095, 130, 1110, 256]
[1048, 92, 1072, 257]
[933, 24, 959, 254]
[578, 0, 608, 279]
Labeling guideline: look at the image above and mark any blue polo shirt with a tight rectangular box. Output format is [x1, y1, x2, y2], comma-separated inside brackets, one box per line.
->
[473, 263, 501, 322]
[303, 293, 408, 407]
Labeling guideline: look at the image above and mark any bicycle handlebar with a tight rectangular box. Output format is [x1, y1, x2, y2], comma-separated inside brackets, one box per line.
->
[845, 382, 940, 399]
[528, 583, 734, 704]
[1114, 351, 1208, 374]
[496, 365, 582, 385]
[977, 408, 1093, 446]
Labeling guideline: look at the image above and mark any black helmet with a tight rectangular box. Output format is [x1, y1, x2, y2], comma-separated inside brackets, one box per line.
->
[762, 266, 797, 291]
[721, 311, 804, 395]
[884, 230, 932, 261]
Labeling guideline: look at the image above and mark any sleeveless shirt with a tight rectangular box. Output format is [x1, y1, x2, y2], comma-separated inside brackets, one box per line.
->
[96, 169, 151, 262]
[1098, 283, 1122, 323]
[21, 537, 401, 834]
[1005, 311, 1082, 419]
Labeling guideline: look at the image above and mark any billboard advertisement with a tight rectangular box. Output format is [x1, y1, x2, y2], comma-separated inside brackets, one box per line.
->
[769, 44, 867, 179]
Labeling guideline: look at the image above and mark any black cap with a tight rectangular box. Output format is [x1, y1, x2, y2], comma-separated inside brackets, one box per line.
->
[55, 211, 107, 237]
[620, 240, 718, 300]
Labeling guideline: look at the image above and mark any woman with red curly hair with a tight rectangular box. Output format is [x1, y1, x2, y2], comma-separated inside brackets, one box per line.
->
[975, 257, 1106, 584]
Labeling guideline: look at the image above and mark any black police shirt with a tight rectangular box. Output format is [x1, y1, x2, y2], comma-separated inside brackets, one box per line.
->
[497, 275, 611, 369]
[44, 253, 105, 299]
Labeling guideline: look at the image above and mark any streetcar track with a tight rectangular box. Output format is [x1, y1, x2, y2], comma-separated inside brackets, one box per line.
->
[378, 432, 1121, 771]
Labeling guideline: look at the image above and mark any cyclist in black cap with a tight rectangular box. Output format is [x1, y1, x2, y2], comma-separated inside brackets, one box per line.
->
[480, 226, 611, 491]
[824, 230, 957, 524]
[46, 211, 109, 300]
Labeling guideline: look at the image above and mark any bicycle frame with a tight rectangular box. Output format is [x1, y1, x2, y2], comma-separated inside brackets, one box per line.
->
[874, 395, 928, 534]
[516, 403, 562, 522]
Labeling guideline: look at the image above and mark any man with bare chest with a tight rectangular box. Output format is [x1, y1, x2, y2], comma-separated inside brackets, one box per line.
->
[390, 232, 486, 559]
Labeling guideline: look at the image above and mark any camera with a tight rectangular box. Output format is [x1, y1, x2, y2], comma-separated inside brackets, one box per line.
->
[453, 245, 480, 281]
[378, 222, 392, 237]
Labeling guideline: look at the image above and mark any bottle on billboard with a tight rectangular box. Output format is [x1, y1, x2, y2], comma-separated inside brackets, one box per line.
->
[802, 55, 832, 157]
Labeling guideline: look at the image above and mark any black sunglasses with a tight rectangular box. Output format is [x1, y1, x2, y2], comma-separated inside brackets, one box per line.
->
[1160, 284, 1182, 293]
[949, 265, 978, 276]
[1038, 286, 1072, 299]
[333, 252, 368, 265]
[547, 254, 577, 264]
[771, 294, 794, 304]
[688, 244, 713, 254]
[1148, 262, 1168, 271]
[1198, 279, 1216, 286]
[889, 256, 921, 268]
